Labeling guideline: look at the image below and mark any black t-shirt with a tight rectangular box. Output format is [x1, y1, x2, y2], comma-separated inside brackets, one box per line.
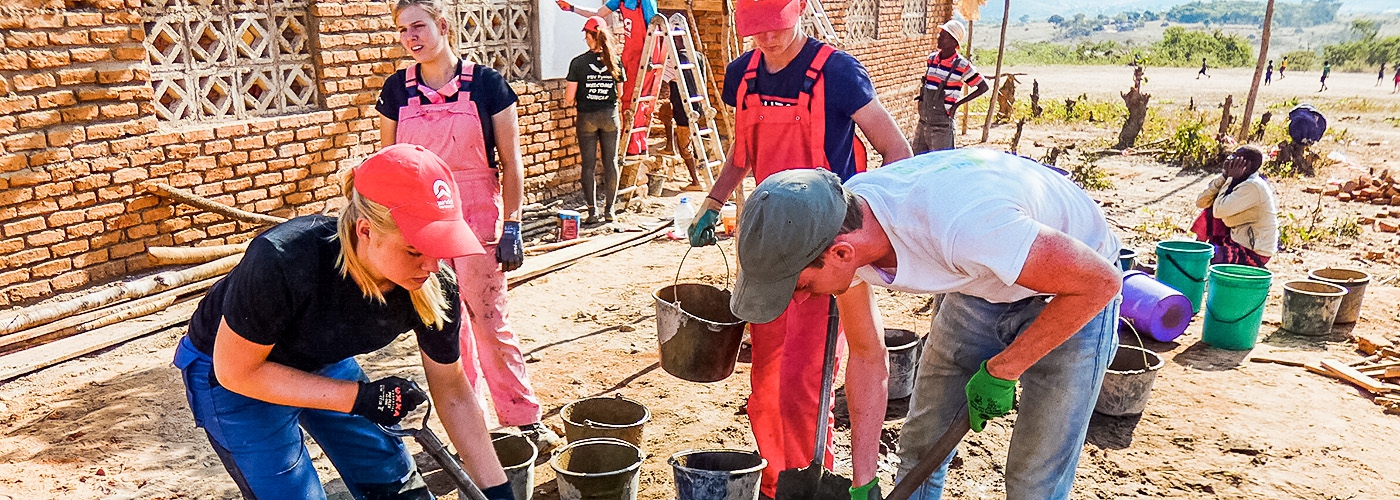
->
[376, 61, 518, 170]
[566, 51, 622, 113]
[186, 216, 461, 372]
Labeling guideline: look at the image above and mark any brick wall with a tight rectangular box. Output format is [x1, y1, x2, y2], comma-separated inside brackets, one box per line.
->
[0, 0, 583, 308]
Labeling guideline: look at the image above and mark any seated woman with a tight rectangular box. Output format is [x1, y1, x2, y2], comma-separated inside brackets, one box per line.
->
[1193, 145, 1279, 268]
[172, 144, 515, 500]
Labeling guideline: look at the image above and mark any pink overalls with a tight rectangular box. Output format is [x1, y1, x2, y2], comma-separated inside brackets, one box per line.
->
[395, 62, 542, 426]
[732, 44, 850, 498]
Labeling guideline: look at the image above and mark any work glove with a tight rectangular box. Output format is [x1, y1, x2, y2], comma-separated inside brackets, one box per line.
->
[555, 0, 573, 11]
[687, 208, 719, 247]
[497, 221, 524, 272]
[850, 478, 881, 500]
[351, 376, 428, 427]
[965, 361, 1016, 433]
[481, 482, 517, 500]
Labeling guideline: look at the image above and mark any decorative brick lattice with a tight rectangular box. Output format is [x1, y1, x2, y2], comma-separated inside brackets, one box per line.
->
[143, 0, 318, 122]
[902, 0, 926, 35]
[847, 0, 878, 41]
[448, 0, 537, 80]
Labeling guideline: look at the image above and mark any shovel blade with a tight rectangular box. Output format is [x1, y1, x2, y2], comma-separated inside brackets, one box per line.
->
[775, 463, 852, 500]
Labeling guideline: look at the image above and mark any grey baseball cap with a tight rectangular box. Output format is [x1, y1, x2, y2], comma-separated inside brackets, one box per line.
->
[731, 169, 848, 324]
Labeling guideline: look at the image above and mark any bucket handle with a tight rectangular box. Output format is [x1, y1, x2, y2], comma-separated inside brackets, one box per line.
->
[674, 244, 732, 292]
[1120, 319, 1149, 369]
[1162, 253, 1206, 283]
[1207, 296, 1268, 324]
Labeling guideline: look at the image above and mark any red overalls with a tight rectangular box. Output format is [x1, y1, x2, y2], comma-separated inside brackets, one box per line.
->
[615, 0, 648, 111]
[395, 62, 542, 427]
[732, 43, 849, 497]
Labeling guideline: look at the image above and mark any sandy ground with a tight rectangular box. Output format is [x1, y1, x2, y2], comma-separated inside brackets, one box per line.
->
[2, 65, 1400, 499]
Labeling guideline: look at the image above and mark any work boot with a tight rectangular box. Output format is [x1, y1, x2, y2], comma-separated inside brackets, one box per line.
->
[518, 423, 565, 454]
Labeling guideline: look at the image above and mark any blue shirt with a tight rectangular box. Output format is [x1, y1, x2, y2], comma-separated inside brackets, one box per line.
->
[722, 38, 876, 181]
[604, 0, 658, 21]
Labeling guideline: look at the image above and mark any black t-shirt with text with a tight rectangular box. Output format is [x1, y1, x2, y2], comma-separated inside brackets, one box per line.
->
[186, 216, 461, 373]
[376, 61, 518, 170]
[566, 51, 622, 113]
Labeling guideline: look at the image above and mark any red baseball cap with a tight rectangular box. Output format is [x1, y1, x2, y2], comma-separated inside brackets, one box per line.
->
[353, 144, 484, 260]
[735, 0, 802, 37]
[583, 15, 607, 32]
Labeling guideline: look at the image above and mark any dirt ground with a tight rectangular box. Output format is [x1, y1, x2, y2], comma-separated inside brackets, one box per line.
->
[3, 65, 1399, 499]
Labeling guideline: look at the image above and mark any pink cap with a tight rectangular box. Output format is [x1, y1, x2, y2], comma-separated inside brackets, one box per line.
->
[354, 144, 484, 260]
[734, 0, 802, 37]
[583, 15, 607, 32]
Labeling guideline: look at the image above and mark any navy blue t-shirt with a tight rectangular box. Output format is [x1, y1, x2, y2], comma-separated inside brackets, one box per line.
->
[722, 38, 876, 181]
[376, 61, 518, 170]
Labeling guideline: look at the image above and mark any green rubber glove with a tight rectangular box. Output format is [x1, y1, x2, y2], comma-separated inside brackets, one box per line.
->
[687, 208, 719, 247]
[965, 360, 1017, 433]
[850, 478, 881, 500]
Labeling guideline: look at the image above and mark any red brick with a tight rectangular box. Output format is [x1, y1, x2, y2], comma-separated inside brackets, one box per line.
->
[17, 110, 60, 129]
[68, 46, 110, 63]
[97, 68, 134, 84]
[5, 281, 54, 303]
[0, 51, 22, 71]
[33, 180, 72, 199]
[4, 132, 45, 152]
[86, 202, 124, 220]
[66, 220, 104, 238]
[99, 102, 139, 119]
[98, 184, 134, 202]
[50, 239, 89, 257]
[31, 259, 72, 278]
[89, 27, 128, 44]
[173, 228, 207, 245]
[0, 187, 33, 206]
[71, 248, 108, 268]
[85, 122, 124, 140]
[61, 104, 99, 122]
[0, 237, 21, 254]
[0, 95, 37, 116]
[37, 90, 77, 108]
[0, 268, 30, 288]
[47, 30, 89, 45]
[5, 31, 46, 48]
[90, 230, 122, 250]
[12, 72, 55, 91]
[106, 212, 140, 230]
[65, 11, 103, 26]
[114, 46, 145, 61]
[25, 12, 62, 29]
[111, 166, 148, 185]
[47, 209, 85, 227]
[5, 168, 51, 188]
[50, 270, 89, 291]
[57, 192, 96, 209]
[26, 228, 65, 247]
[126, 223, 158, 240]
[27, 149, 72, 168]
[3, 216, 46, 237]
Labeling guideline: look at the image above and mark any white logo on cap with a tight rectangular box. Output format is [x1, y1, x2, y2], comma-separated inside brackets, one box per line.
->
[433, 179, 454, 209]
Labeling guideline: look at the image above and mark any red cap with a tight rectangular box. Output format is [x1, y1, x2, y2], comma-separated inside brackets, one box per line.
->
[583, 15, 607, 32]
[353, 144, 484, 260]
[734, 0, 802, 37]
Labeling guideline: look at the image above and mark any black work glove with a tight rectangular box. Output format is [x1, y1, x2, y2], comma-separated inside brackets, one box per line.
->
[482, 482, 516, 500]
[496, 221, 524, 272]
[350, 376, 428, 426]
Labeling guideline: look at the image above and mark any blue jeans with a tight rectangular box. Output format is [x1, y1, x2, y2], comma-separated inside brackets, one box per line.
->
[894, 292, 1120, 499]
[173, 337, 426, 500]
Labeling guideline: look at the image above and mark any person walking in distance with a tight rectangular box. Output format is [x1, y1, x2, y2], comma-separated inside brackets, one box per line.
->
[1319, 60, 1331, 92]
[1197, 58, 1210, 79]
[1280, 56, 1288, 79]
[566, 17, 625, 224]
[1379, 63, 1387, 86]
[376, 0, 564, 452]
[1393, 64, 1399, 93]
[911, 19, 989, 153]
[1265, 60, 1273, 86]
[685, 0, 912, 497]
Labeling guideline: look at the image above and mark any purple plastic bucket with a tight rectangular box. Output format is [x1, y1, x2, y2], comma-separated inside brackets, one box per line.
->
[1121, 271, 1193, 342]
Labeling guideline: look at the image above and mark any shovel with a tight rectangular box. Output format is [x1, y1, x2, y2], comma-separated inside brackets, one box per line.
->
[884, 407, 971, 500]
[377, 380, 490, 500]
[774, 295, 852, 500]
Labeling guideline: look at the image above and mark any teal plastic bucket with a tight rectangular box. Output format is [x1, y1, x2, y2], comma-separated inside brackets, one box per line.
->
[1155, 241, 1215, 313]
[1201, 264, 1273, 351]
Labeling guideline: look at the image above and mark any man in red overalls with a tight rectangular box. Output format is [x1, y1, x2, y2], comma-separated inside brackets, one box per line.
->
[687, 0, 912, 497]
[556, 0, 659, 112]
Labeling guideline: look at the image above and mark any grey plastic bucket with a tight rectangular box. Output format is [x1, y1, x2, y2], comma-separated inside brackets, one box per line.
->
[492, 433, 537, 500]
[561, 395, 650, 448]
[1307, 267, 1371, 324]
[1118, 248, 1138, 272]
[669, 449, 766, 500]
[551, 437, 643, 500]
[654, 283, 747, 383]
[1280, 280, 1347, 336]
[885, 329, 925, 400]
[1094, 322, 1165, 416]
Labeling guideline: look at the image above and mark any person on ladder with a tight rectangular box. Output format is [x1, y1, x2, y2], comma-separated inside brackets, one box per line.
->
[686, 0, 912, 497]
[556, 0, 659, 114]
[912, 19, 988, 153]
[375, 0, 565, 453]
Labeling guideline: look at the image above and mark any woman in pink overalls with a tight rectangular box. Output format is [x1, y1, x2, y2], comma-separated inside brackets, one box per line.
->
[376, 0, 563, 452]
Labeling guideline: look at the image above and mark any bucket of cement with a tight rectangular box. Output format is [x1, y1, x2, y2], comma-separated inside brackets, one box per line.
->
[1095, 321, 1165, 416]
[492, 433, 537, 500]
[655, 246, 747, 382]
[885, 328, 925, 400]
[1307, 267, 1371, 324]
[669, 449, 766, 500]
[561, 394, 650, 448]
[551, 437, 643, 500]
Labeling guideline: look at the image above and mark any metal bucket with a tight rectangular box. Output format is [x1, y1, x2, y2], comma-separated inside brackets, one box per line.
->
[552, 437, 643, 500]
[1095, 321, 1165, 416]
[669, 449, 766, 500]
[492, 433, 537, 500]
[654, 246, 747, 382]
[885, 328, 925, 400]
[561, 394, 650, 448]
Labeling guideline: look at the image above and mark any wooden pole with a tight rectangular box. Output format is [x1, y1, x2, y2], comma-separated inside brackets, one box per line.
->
[980, 0, 1011, 143]
[1237, 0, 1275, 143]
[0, 277, 219, 351]
[147, 243, 249, 266]
[148, 183, 287, 226]
[959, 20, 973, 135]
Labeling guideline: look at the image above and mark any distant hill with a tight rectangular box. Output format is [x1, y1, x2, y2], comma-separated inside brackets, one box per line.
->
[973, 0, 1393, 23]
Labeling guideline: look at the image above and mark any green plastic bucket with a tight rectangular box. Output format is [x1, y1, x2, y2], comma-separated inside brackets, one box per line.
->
[1201, 264, 1273, 351]
[1155, 241, 1215, 313]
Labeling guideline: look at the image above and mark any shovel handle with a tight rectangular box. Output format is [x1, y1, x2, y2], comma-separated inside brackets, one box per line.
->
[414, 427, 490, 500]
[884, 407, 972, 500]
[811, 295, 841, 468]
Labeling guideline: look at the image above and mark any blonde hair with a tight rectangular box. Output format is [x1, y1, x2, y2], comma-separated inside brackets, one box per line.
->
[394, 0, 448, 23]
[335, 168, 453, 330]
[586, 26, 622, 82]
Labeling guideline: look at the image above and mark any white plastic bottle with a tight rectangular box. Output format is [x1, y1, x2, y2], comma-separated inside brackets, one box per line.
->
[672, 196, 695, 239]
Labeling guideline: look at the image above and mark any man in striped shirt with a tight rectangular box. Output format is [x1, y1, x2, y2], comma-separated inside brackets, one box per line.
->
[912, 19, 989, 153]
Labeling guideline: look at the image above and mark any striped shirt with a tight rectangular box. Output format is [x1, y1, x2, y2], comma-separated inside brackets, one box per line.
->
[923, 51, 983, 105]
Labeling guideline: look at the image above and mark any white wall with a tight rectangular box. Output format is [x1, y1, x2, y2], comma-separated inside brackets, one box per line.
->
[539, 0, 590, 80]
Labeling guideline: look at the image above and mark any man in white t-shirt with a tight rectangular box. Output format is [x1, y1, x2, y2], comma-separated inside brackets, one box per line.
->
[729, 149, 1123, 499]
